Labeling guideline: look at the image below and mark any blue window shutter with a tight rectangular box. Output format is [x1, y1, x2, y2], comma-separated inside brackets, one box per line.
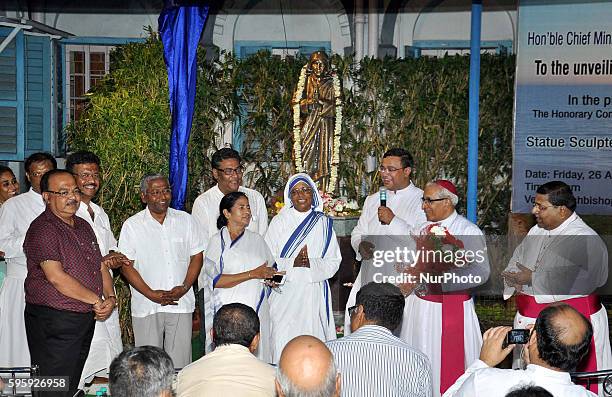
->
[239, 45, 272, 59]
[24, 35, 51, 156]
[298, 46, 330, 58]
[0, 27, 25, 161]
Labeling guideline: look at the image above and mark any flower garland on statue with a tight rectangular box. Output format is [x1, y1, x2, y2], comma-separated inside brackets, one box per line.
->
[292, 63, 343, 190]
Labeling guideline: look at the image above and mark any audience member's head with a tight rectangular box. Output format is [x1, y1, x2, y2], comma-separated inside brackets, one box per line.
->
[350, 282, 405, 333]
[529, 303, 592, 372]
[505, 385, 553, 397]
[276, 335, 341, 397]
[213, 303, 260, 353]
[109, 346, 175, 397]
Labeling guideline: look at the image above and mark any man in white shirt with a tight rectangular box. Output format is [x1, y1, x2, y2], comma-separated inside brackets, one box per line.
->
[327, 282, 432, 397]
[344, 148, 426, 333]
[444, 303, 597, 397]
[176, 303, 276, 397]
[66, 150, 131, 386]
[400, 180, 489, 397]
[0, 152, 56, 367]
[192, 147, 268, 241]
[502, 180, 610, 395]
[119, 174, 204, 368]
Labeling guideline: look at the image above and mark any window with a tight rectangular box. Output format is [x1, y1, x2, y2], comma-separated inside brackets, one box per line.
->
[65, 45, 113, 122]
[405, 40, 512, 58]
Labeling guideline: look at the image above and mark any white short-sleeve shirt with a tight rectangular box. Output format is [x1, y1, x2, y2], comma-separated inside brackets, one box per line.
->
[118, 207, 205, 317]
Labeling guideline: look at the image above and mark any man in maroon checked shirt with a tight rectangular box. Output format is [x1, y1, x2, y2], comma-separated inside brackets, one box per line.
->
[23, 169, 115, 397]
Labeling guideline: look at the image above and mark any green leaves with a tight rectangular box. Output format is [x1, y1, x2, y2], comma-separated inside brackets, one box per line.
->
[68, 35, 171, 237]
[339, 54, 515, 234]
[67, 40, 514, 344]
[69, 40, 514, 236]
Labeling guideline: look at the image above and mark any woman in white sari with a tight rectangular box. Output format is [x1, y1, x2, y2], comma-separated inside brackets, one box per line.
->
[203, 191, 277, 362]
[265, 173, 341, 363]
[0, 166, 19, 289]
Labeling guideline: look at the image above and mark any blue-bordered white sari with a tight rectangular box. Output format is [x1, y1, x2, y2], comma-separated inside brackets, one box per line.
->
[264, 173, 341, 363]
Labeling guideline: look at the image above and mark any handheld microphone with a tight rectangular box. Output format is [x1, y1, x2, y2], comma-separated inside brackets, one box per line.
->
[379, 187, 387, 224]
[379, 187, 387, 207]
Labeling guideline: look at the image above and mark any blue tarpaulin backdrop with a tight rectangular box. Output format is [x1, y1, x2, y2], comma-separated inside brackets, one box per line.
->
[159, 2, 208, 210]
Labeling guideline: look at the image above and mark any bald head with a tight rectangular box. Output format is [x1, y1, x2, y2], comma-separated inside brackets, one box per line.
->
[550, 305, 589, 345]
[276, 336, 340, 397]
[535, 303, 593, 372]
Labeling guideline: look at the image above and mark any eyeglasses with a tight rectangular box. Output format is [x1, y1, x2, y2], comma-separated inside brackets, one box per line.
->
[147, 188, 172, 197]
[216, 166, 244, 176]
[46, 188, 81, 198]
[73, 172, 100, 180]
[533, 202, 556, 211]
[290, 187, 313, 196]
[378, 166, 407, 173]
[421, 197, 447, 205]
[348, 305, 359, 317]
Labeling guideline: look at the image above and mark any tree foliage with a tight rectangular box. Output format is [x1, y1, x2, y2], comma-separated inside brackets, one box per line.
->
[68, 35, 515, 343]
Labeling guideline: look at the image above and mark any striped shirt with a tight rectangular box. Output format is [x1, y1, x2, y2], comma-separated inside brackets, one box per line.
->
[326, 325, 433, 397]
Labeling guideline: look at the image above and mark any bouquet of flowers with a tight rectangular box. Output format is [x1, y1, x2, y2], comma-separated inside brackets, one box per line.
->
[396, 224, 465, 296]
[414, 223, 465, 273]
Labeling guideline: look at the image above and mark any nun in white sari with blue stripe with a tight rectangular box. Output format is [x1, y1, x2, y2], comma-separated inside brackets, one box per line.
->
[265, 173, 341, 363]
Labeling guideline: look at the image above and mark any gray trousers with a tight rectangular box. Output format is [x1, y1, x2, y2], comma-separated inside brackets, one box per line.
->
[132, 312, 192, 369]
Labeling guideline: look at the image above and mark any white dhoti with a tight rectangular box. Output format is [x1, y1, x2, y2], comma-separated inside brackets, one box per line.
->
[0, 263, 30, 367]
[79, 308, 123, 387]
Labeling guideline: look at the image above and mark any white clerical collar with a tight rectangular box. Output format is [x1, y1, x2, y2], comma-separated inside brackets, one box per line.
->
[389, 181, 414, 195]
[544, 212, 578, 236]
[439, 210, 458, 228]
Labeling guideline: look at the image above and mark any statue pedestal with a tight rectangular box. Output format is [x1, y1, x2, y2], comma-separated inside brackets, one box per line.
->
[329, 216, 359, 322]
[331, 215, 359, 237]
